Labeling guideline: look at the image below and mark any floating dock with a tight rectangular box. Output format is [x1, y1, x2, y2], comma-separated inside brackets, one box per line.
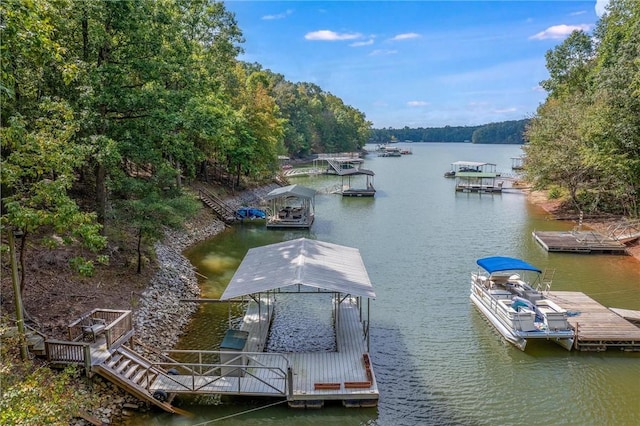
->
[532, 230, 628, 254]
[546, 292, 640, 351]
[217, 238, 379, 408]
[242, 296, 378, 407]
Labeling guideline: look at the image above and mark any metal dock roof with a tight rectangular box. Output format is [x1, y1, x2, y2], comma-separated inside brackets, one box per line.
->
[220, 238, 376, 300]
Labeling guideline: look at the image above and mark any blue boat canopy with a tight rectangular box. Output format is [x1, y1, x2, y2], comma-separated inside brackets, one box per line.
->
[476, 256, 542, 274]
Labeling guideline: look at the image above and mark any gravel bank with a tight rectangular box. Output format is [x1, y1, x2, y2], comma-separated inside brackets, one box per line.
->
[81, 184, 280, 424]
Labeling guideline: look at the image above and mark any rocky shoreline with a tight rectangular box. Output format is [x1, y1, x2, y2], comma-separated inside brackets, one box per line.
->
[79, 184, 280, 425]
[82, 185, 638, 424]
[134, 184, 280, 356]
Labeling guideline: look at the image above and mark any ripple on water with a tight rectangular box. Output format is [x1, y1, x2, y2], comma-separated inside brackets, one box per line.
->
[267, 292, 336, 353]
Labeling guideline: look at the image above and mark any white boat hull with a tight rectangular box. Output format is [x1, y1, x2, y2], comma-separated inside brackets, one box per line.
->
[470, 280, 574, 351]
[471, 292, 528, 350]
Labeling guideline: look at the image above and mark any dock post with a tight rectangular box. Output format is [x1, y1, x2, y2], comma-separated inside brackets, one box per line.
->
[287, 367, 293, 399]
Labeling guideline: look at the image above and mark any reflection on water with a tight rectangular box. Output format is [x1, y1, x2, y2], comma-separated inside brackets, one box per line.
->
[128, 143, 640, 426]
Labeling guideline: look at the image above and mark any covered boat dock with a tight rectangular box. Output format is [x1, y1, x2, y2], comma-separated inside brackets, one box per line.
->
[452, 161, 504, 193]
[219, 238, 379, 407]
[264, 184, 316, 229]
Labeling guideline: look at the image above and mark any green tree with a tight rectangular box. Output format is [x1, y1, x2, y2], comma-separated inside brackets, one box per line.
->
[540, 30, 595, 98]
[115, 178, 199, 274]
[1, 100, 106, 285]
[524, 96, 601, 211]
[526, 0, 640, 216]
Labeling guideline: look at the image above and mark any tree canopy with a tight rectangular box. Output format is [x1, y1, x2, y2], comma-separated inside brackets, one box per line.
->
[0, 0, 372, 280]
[369, 119, 528, 144]
[525, 0, 640, 216]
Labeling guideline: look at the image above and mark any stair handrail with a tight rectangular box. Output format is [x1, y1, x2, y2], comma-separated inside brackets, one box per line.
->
[147, 351, 290, 395]
[198, 189, 236, 219]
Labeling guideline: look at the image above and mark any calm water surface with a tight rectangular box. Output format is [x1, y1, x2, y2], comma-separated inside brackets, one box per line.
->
[130, 143, 640, 426]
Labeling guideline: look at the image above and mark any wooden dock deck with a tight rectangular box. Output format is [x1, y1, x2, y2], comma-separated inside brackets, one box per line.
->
[143, 297, 378, 407]
[546, 291, 640, 351]
[533, 230, 628, 254]
[609, 308, 640, 326]
[240, 296, 378, 406]
[287, 299, 377, 406]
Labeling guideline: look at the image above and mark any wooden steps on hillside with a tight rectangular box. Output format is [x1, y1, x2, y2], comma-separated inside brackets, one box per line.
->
[198, 189, 237, 223]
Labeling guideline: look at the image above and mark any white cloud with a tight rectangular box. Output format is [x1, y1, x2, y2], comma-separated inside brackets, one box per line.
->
[305, 30, 362, 41]
[390, 33, 421, 41]
[529, 24, 592, 40]
[369, 49, 398, 56]
[350, 39, 375, 47]
[407, 101, 429, 107]
[262, 9, 293, 20]
[570, 11, 587, 16]
[494, 107, 517, 113]
[595, 0, 610, 17]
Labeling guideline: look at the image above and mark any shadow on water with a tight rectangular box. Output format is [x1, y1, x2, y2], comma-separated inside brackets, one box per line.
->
[369, 323, 470, 426]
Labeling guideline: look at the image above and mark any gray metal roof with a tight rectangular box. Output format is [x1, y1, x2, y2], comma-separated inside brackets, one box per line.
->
[451, 161, 496, 166]
[264, 184, 316, 200]
[220, 238, 376, 300]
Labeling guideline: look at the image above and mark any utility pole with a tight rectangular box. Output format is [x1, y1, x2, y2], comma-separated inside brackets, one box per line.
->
[9, 230, 29, 361]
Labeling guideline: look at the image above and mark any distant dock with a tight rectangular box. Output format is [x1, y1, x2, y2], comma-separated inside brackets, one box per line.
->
[532, 230, 628, 254]
[546, 292, 640, 351]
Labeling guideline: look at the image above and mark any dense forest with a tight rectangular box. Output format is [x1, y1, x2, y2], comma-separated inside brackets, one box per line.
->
[2, 0, 639, 421]
[524, 0, 640, 217]
[0, 0, 371, 276]
[369, 119, 528, 144]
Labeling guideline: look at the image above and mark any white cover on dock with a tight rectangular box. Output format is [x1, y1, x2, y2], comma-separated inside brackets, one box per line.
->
[220, 238, 376, 300]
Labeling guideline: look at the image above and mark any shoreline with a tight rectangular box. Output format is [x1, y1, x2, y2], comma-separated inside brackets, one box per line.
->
[133, 183, 280, 357]
[85, 185, 638, 423]
[81, 183, 280, 424]
[527, 189, 640, 261]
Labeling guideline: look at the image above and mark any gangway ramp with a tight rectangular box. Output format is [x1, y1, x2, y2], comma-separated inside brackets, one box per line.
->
[148, 351, 290, 397]
[93, 346, 190, 415]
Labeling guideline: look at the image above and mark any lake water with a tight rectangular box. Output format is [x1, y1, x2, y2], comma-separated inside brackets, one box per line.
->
[129, 143, 640, 426]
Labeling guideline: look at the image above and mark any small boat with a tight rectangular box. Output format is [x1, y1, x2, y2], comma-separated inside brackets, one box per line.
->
[378, 146, 402, 157]
[235, 207, 266, 220]
[470, 256, 575, 351]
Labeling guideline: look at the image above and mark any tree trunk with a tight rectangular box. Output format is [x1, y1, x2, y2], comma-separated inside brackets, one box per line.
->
[18, 231, 27, 300]
[96, 162, 107, 231]
[82, 7, 89, 61]
[137, 228, 143, 274]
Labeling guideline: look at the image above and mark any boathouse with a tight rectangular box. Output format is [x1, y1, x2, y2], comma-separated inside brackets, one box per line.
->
[264, 184, 316, 229]
[452, 161, 503, 193]
[219, 237, 379, 407]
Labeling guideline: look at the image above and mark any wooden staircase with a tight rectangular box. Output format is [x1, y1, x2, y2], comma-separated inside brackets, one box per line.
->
[93, 346, 187, 415]
[4, 311, 189, 416]
[2, 325, 47, 357]
[198, 188, 237, 224]
[26, 325, 46, 356]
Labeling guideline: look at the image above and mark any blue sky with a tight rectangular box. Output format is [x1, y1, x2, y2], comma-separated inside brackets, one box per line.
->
[224, 1, 609, 128]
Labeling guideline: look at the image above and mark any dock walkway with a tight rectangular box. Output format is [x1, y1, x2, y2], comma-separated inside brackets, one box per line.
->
[547, 291, 640, 351]
[225, 296, 378, 406]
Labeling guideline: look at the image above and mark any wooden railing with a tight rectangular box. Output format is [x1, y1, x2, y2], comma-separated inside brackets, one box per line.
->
[45, 340, 91, 373]
[104, 310, 133, 349]
[198, 188, 236, 222]
[67, 309, 133, 348]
